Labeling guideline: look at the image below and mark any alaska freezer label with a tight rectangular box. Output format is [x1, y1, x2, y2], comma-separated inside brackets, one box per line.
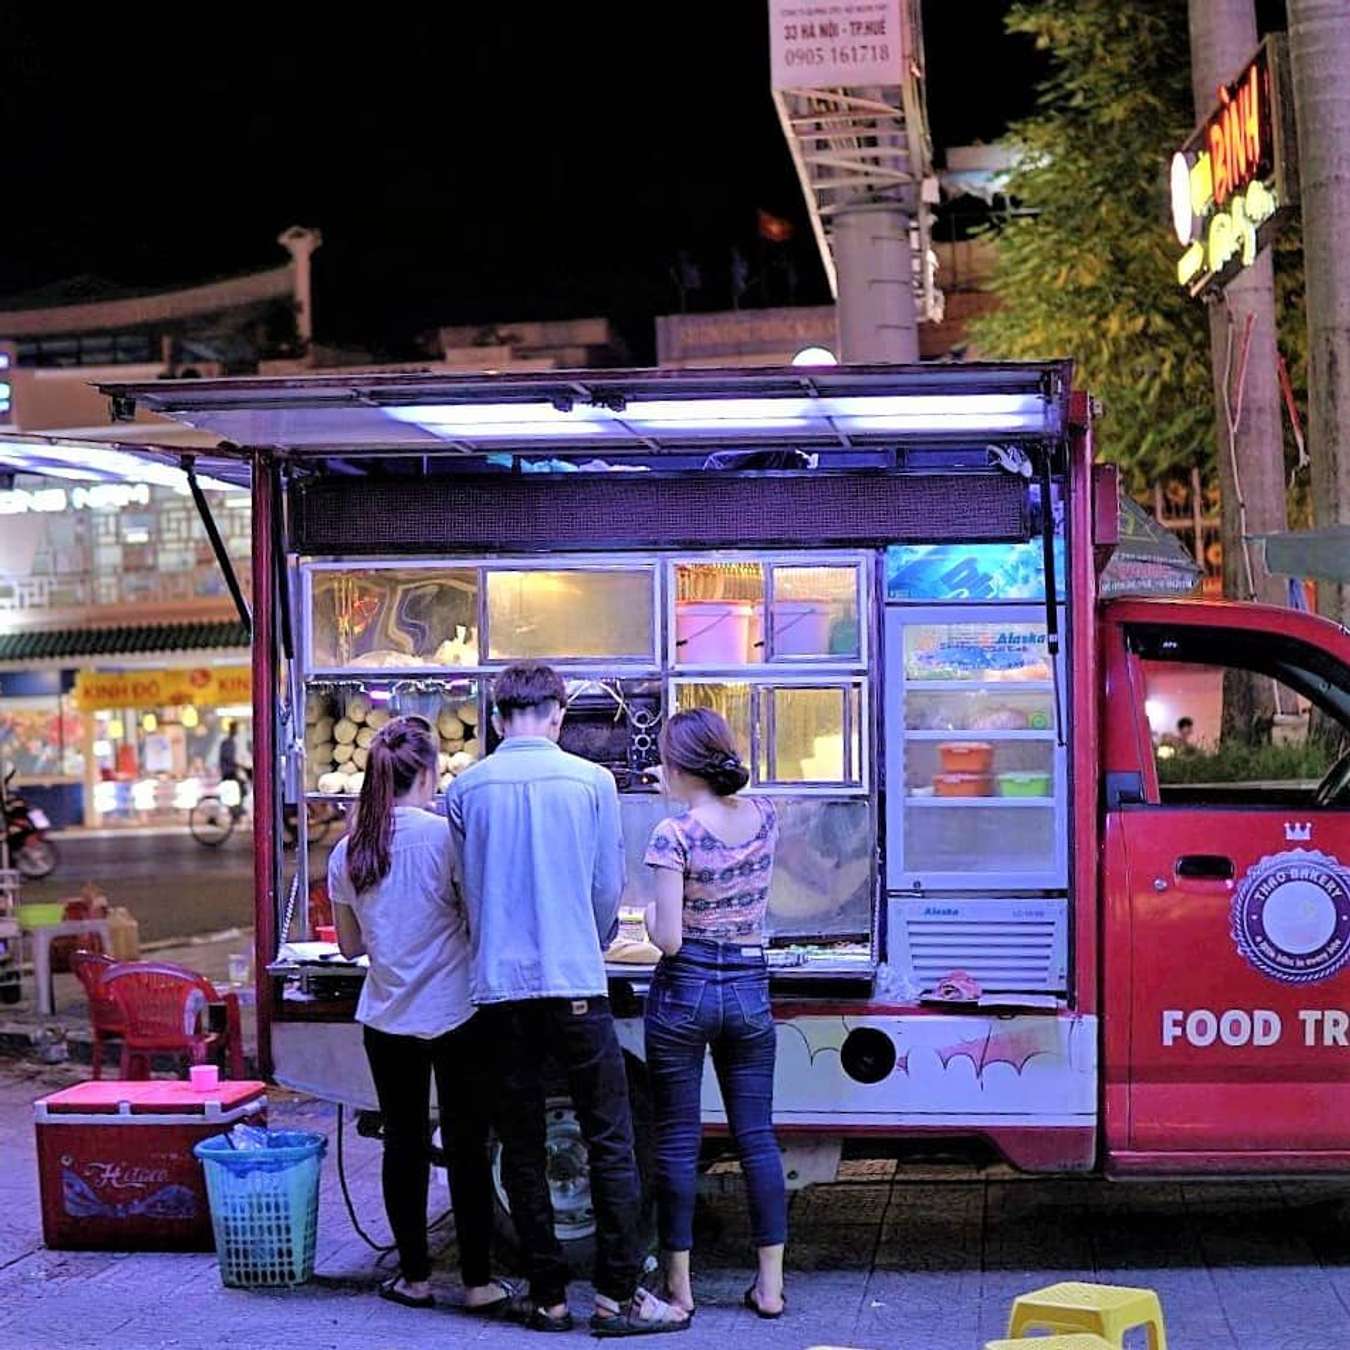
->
[1230, 849, 1350, 984]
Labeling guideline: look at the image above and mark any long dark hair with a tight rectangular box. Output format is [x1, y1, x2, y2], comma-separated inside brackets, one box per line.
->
[347, 716, 438, 893]
[659, 708, 749, 797]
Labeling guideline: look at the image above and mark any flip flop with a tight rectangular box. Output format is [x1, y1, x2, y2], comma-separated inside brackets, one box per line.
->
[591, 1288, 691, 1337]
[378, 1277, 435, 1309]
[743, 1284, 785, 1320]
[461, 1278, 525, 1318]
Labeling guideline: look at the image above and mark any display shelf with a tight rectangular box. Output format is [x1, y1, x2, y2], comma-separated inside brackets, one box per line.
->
[905, 795, 1054, 807]
[902, 729, 1057, 741]
[904, 679, 1055, 693]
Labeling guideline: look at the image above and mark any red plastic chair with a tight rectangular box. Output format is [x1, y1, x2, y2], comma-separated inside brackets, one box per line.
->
[102, 961, 245, 1081]
[70, 951, 127, 1081]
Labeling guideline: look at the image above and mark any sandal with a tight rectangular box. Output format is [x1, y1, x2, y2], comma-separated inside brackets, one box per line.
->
[461, 1277, 524, 1317]
[504, 1293, 575, 1333]
[378, 1276, 435, 1310]
[743, 1284, 785, 1320]
[591, 1288, 691, 1337]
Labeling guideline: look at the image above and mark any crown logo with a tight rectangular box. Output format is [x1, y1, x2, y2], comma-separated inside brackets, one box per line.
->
[1285, 821, 1313, 842]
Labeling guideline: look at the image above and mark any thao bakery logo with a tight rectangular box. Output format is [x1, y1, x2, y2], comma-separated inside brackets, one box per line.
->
[1231, 849, 1350, 984]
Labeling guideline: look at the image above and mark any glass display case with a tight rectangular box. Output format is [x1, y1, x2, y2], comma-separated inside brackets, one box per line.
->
[884, 606, 1067, 890]
[485, 567, 657, 662]
[309, 566, 479, 670]
[302, 677, 482, 797]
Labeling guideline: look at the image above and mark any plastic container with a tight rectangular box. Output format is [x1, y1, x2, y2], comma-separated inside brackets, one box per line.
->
[17, 902, 65, 929]
[998, 772, 1052, 797]
[194, 1129, 327, 1287]
[675, 601, 754, 665]
[772, 600, 832, 656]
[933, 772, 995, 798]
[34, 1080, 267, 1251]
[937, 741, 994, 774]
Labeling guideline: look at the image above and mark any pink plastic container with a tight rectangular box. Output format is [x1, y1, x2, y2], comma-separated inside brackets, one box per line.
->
[772, 599, 833, 656]
[675, 601, 754, 665]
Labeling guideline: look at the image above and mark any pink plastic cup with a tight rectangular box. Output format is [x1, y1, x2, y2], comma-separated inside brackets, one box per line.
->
[189, 1064, 220, 1091]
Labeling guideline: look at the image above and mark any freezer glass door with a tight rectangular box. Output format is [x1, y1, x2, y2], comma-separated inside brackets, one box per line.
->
[885, 606, 1068, 890]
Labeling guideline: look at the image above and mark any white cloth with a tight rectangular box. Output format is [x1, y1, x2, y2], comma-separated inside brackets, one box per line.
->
[328, 806, 474, 1038]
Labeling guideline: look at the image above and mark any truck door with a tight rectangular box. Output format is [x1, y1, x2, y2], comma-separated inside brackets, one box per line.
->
[1103, 606, 1350, 1164]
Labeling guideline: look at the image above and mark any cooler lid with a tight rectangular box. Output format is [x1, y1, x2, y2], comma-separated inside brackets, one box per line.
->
[36, 1080, 266, 1116]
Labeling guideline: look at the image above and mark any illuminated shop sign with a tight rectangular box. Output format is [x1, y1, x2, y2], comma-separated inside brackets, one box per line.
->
[1170, 36, 1297, 298]
[0, 343, 13, 424]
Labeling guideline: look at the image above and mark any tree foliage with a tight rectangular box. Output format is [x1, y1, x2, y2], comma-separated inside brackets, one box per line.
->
[969, 0, 1224, 488]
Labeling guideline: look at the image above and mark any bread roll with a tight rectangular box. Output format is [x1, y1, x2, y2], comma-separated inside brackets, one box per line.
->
[333, 718, 358, 745]
[318, 771, 346, 795]
[437, 713, 464, 742]
[352, 746, 369, 769]
[462, 737, 480, 759]
[333, 742, 354, 764]
[345, 693, 372, 724]
[366, 709, 391, 730]
[356, 726, 375, 749]
[456, 701, 478, 727]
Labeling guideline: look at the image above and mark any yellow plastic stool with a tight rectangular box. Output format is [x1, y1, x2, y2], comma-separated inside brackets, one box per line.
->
[986, 1337, 1114, 1350]
[1007, 1282, 1167, 1349]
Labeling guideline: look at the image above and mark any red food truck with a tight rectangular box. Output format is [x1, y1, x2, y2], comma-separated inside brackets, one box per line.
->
[42, 360, 1350, 1250]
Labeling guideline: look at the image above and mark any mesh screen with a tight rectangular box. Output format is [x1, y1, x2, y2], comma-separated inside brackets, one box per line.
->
[292, 473, 1027, 554]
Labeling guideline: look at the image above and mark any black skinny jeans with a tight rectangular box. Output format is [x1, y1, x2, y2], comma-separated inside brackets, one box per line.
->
[478, 996, 643, 1308]
[362, 1018, 496, 1287]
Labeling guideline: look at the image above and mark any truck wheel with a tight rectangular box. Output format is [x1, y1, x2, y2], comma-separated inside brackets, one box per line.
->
[490, 1058, 656, 1274]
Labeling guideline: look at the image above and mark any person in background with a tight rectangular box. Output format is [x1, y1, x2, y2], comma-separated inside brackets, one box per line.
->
[446, 663, 689, 1336]
[330, 716, 513, 1316]
[642, 708, 787, 1321]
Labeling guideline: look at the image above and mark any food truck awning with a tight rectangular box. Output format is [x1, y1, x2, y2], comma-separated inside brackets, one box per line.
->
[0, 423, 240, 489]
[1098, 495, 1205, 597]
[83, 362, 1070, 460]
[1255, 526, 1350, 584]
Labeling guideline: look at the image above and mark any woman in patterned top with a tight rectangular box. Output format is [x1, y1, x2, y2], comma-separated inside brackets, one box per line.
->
[643, 708, 787, 1321]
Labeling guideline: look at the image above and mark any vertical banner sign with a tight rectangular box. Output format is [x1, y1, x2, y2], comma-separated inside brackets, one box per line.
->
[0, 342, 14, 425]
[1170, 35, 1298, 297]
[768, 0, 906, 90]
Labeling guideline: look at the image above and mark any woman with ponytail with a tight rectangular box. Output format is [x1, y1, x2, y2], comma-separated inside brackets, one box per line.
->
[329, 716, 513, 1315]
[641, 708, 787, 1321]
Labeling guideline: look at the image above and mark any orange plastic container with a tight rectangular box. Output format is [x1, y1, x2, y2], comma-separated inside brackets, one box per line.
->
[937, 742, 994, 774]
[933, 772, 995, 798]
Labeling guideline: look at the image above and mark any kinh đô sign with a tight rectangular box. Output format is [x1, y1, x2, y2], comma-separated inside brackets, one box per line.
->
[1170, 35, 1298, 298]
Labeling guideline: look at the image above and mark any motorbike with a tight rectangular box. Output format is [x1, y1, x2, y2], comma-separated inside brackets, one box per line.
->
[4, 768, 59, 879]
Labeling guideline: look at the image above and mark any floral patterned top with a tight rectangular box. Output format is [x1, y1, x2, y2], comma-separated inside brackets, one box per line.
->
[643, 797, 779, 941]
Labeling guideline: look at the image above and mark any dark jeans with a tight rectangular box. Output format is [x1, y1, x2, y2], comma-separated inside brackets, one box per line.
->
[478, 996, 642, 1307]
[644, 937, 786, 1252]
[362, 1018, 496, 1286]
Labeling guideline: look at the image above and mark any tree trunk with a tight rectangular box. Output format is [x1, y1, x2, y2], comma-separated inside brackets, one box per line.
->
[1188, 0, 1287, 743]
[1288, 0, 1350, 630]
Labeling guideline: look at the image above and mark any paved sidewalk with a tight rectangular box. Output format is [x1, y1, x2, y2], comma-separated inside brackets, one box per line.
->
[5, 1059, 1350, 1348]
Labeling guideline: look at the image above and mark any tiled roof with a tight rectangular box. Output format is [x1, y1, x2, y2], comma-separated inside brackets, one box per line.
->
[0, 620, 249, 664]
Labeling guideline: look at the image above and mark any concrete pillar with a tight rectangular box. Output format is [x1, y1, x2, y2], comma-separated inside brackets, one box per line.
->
[834, 204, 919, 363]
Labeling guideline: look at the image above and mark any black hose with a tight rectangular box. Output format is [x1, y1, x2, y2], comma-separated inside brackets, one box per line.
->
[335, 1105, 454, 1255]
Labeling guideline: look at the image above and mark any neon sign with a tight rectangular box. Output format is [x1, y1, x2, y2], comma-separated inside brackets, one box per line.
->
[1170, 36, 1297, 298]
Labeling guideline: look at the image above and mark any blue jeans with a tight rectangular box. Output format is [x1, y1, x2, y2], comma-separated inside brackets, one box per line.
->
[644, 937, 787, 1252]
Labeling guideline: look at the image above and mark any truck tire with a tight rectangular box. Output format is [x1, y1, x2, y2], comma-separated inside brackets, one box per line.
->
[490, 1056, 656, 1275]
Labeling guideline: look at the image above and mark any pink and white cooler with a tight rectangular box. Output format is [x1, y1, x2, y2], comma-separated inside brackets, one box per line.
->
[34, 1079, 267, 1251]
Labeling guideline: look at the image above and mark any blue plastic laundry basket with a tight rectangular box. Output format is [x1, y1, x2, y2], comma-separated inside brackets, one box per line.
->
[194, 1130, 327, 1288]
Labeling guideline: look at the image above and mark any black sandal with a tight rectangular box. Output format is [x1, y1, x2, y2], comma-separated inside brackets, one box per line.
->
[378, 1276, 435, 1309]
[743, 1284, 784, 1320]
[461, 1277, 524, 1317]
[504, 1293, 575, 1333]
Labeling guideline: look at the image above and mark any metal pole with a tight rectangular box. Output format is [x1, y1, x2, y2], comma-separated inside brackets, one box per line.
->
[251, 453, 278, 1078]
[834, 202, 919, 363]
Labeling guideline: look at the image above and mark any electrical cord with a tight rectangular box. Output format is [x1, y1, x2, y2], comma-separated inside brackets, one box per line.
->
[335, 1105, 454, 1255]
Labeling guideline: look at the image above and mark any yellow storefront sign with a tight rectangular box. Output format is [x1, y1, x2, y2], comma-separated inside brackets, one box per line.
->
[74, 666, 252, 712]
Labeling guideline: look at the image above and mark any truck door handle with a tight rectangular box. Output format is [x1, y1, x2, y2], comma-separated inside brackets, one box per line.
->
[1175, 854, 1235, 881]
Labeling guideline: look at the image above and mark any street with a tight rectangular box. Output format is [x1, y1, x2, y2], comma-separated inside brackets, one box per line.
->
[23, 830, 313, 946]
[3, 1059, 1350, 1350]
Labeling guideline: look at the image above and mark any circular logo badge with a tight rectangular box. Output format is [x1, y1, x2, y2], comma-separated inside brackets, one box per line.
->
[1231, 849, 1350, 984]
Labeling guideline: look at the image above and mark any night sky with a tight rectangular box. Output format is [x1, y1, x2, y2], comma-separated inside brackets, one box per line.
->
[0, 5, 1040, 359]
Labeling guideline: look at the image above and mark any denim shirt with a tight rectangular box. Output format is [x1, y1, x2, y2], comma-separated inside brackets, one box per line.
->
[445, 737, 625, 1004]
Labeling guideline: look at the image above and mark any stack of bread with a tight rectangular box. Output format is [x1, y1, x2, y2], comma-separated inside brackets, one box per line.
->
[306, 688, 481, 796]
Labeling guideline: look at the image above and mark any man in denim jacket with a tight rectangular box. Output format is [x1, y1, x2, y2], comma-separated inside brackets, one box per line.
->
[446, 663, 687, 1336]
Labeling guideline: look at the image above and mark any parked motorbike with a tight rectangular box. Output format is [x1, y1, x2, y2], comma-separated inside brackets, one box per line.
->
[4, 768, 59, 879]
